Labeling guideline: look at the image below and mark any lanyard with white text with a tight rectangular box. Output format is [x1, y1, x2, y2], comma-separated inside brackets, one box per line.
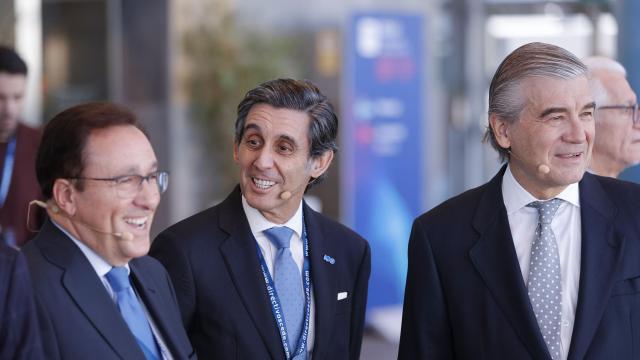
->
[0, 136, 16, 208]
[256, 221, 311, 360]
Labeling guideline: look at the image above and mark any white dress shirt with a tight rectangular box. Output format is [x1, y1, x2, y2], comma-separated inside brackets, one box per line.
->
[502, 166, 582, 360]
[242, 196, 316, 358]
[51, 220, 173, 360]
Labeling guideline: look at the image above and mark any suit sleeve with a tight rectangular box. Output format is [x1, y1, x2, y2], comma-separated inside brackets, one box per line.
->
[0, 250, 45, 360]
[150, 230, 197, 330]
[398, 219, 453, 359]
[349, 240, 371, 360]
[33, 292, 60, 360]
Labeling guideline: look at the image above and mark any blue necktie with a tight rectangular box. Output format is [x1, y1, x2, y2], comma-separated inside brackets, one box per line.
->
[527, 199, 564, 360]
[106, 267, 161, 360]
[264, 227, 304, 355]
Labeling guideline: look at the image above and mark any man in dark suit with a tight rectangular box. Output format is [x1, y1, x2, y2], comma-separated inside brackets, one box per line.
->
[399, 42, 640, 360]
[22, 102, 195, 359]
[0, 242, 43, 359]
[151, 79, 371, 359]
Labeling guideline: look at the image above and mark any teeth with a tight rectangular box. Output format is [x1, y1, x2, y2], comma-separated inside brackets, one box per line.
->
[253, 178, 275, 189]
[124, 217, 147, 228]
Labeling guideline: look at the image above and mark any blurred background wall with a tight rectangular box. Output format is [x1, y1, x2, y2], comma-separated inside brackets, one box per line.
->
[2, 0, 639, 358]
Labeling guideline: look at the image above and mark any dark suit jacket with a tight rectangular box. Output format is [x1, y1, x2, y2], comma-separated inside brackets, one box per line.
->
[0, 243, 44, 359]
[22, 220, 196, 360]
[150, 187, 371, 360]
[398, 167, 640, 359]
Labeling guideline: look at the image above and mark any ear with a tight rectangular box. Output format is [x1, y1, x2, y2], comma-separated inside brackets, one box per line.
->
[309, 150, 334, 179]
[489, 113, 512, 150]
[233, 141, 240, 163]
[52, 178, 77, 216]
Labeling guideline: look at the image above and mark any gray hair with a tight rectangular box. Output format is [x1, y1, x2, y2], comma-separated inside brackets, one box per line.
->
[583, 56, 627, 105]
[484, 42, 588, 162]
[235, 78, 338, 189]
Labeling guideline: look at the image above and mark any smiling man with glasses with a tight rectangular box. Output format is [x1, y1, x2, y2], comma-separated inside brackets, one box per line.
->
[22, 102, 195, 360]
[584, 56, 640, 178]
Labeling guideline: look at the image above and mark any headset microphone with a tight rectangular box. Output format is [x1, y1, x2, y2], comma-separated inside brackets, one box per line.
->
[29, 200, 135, 241]
[279, 191, 292, 200]
[537, 164, 550, 174]
[278, 177, 318, 200]
[84, 225, 134, 242]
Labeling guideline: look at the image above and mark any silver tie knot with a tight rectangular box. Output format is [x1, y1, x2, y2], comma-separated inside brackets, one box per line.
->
[527, 198, 563, 225]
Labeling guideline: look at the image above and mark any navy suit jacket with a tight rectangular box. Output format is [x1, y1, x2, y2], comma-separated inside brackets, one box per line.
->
[150, 187, 371, 360]
[0, 243, 44, 359]
[399, 167, 640, 359]
[22, 220, 196, 360]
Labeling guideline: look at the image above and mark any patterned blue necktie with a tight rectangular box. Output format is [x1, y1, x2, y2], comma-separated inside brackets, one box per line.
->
[264, 226, 304, 355]
[106, 267, 161, 360]
[527, 198, 564, 360]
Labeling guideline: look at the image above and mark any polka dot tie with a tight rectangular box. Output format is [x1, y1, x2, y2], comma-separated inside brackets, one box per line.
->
[264, 226, 304, 354]
[527, 198, 563, 360]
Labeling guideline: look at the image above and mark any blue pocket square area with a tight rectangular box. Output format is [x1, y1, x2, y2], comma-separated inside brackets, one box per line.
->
[323, 254, 335, 264]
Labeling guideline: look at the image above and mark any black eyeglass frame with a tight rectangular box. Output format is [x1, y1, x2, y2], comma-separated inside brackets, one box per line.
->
[597, 103, 640, 124]
[69, 170, 170, 197]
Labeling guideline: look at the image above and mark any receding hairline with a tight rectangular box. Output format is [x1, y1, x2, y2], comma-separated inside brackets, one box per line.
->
[81, 124, 156, 174]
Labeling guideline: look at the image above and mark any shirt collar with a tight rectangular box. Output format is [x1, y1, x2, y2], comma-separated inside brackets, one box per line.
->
[241, 196, 304, 238]
[502, 164, 581, 215]
[50, 219, 130, 277]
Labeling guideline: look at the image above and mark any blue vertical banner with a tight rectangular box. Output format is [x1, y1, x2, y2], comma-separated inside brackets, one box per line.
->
[342, 13, 424, 310]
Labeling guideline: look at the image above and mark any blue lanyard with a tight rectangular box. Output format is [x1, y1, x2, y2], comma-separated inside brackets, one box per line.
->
[256, 221, 312, 360]
[0, 136, 16, 208]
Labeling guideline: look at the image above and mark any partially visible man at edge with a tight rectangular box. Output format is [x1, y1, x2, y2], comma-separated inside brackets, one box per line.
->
[0, 45, 43, 247]
[584, 56, 640, 178]
[0, 241, 44, 359]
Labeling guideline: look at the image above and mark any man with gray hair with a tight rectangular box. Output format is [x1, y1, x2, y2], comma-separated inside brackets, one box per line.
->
[399, 42, 640, 359]
[151, 78, 370, 359]
[584, 56, 640, 178]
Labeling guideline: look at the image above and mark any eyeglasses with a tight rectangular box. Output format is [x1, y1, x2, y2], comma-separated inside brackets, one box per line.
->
[71, 171, 169, 198]
[597, 104, 640, 124]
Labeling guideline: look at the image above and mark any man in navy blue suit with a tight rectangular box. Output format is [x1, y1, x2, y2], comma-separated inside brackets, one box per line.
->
[151, 79, 371, 359]
[0, 242, 43, 359]
[399, 42, 640, 360]
[23, 102, 195, 359]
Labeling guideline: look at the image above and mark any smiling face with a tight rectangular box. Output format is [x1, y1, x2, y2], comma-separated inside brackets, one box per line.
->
[491, 75, 595, 199]
[61, 125, 160, 265]
[234, 103, 333, 224]
[591, 70, 640, 177]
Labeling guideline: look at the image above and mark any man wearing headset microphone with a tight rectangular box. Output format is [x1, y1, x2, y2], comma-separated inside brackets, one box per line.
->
[399, 42, 640, 360]
[151, 78, 371, 360]
[22, 102, 195, 359]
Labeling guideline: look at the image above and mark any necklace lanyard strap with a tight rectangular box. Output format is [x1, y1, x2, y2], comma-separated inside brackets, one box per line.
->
[0, 137, 17, 208]
[256, 220, 312, 360]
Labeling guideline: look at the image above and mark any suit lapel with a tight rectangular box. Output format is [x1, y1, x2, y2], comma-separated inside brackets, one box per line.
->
[38, 220, 144, 360]
[218, 188, 284, 360]
[304, 205, 338, 360]
[468, 167, 551, 359]
[568, 174, 623, 359]
[130, 261, 181, 357]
